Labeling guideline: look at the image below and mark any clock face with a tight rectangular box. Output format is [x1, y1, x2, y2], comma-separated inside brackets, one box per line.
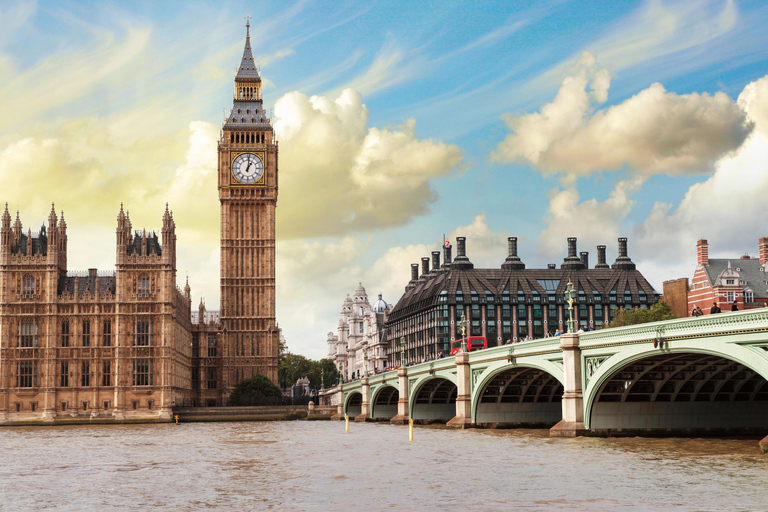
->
[232, 153, 264, 184]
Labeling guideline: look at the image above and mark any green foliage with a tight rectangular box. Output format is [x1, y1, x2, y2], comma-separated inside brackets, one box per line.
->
[603, 301, 676, 329]
[278, 353, 339, 390]
[229, 374, 282, 406]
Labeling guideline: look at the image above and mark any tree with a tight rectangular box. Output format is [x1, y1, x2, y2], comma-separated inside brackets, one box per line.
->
[603, 300, 676, 328]
[229, 374, 283, 406]
[277, 353, 340, 390]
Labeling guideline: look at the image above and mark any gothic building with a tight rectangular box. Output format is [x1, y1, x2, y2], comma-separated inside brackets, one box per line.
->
[0, 204, 193, 421]
[386, 236, 660, 367]
[0, 20, 279, 421]
[327, 283, 392, 381]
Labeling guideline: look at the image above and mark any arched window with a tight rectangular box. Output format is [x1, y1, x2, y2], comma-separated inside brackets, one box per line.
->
[22, 275, 35, 295]
[138, 274, 150, 296]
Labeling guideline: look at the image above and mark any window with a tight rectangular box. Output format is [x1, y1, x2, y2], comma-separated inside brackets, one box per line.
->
[81, 362, 90, 387]
[517, 304, 527, 320]
[471, 305, 481, 319]
[103, 320, 112, 347]
[132, 401, 138, 410]
[727, 291, 735, 303]
[17, 361, 37, 387]
[486, 306, 496, 319]
[745, 290, 754, 303]
[455, 290, 463, 302]
[30, 402, 36, 412]
[18, 320, 37, 347]
[726, 279, 735, 285]
[548, 305, 558, 321]
[102, 362, 111, 387]
[133, 360, 153, 386]
[82, 319, 91, 347]
[147, 400, 153, 410]
[22, 275, 35, 295]
[61, 320, 70, 347]
[207, 368, 217, 389]
[138, 274, 150, 296]
[359, 321, 364, 333]
[103, 401, 109, 411]
[136, 319, 152, 346]
[208, 334, 217, 357]
[594, 304, 603, 320]
[61, 402, 67, 412]
[82, 401, 88, 412]
[60, 362, 69, 387]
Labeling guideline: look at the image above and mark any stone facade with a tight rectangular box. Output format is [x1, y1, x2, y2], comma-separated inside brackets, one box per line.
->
[0, 20, 280, 421]
[0, 204, 193, 422]
[217, 19, 280, 392]
[327, 283, 392, 381]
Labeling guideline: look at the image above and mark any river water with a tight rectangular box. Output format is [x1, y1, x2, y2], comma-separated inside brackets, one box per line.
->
[0, 421, 766, 511]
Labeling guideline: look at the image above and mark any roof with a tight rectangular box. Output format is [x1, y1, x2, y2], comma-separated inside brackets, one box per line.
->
[127, 231, 162, 256]
[235, 23, 260, 82]
[58, 275, 116, 296]
[702, 258, 768, 298]
[223, 100, 273, 131]
[389, 266, 659, 321]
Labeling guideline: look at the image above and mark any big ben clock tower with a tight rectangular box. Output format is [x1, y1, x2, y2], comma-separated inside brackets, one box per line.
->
[218, 17, 279, 390]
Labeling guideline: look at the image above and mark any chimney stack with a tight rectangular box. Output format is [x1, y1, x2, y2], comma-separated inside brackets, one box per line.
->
[697, 239, 709, 266]
[547, 263, 556, 269]
[410, 264, 419, 282]
[431, 251, 441, 272]
[421, 257, 430, 278]
[759, 237, 768, 266]
[611, 237, 636, 270]
[580, 252, 589, 269]
[452, 236, 474, 270]
[596, 245, 609, 268]
[561, 237, 585, 269]
[501, 236, 525, 270]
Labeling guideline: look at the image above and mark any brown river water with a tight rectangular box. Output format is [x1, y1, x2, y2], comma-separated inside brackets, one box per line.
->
[0, 421, 766, 511]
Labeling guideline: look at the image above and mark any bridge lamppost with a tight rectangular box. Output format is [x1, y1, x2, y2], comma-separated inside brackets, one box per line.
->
[565, 279, 576, 333]
[364, 349, 369, 377]
[400, 337, 406, 367]
[458, 313, 468, 352]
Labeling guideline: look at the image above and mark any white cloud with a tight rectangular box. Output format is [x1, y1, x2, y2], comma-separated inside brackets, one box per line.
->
[274, 88, 463, 238]
[633, 75, 768, 265]
[492, 52, 752, 178]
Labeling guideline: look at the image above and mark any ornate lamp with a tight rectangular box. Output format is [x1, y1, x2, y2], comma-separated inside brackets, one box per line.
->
[458, 313, 468, 352]
[400, 337, 406, 367]
[565, 279, 576, 333]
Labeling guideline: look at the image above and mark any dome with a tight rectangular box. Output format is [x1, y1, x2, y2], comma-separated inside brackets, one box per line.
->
[372, 293, 389, 313]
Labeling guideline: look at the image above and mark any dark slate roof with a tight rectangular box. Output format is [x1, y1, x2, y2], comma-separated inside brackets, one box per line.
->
[235, 26, 260, 82]
[11, 227, 47, 256]
[127, 231, 161, 256]
[224, 100, 272, 131]
[389, 267, 659, 322]
[702, 258, 768, 298]
[58, 276, 116, 296]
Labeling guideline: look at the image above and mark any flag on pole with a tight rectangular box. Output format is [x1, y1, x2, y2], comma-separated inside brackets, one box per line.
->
[443, 234, 449, 248]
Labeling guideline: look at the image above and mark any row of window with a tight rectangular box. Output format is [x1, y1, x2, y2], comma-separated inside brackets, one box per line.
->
[13, 400, 155, 413]
[16, 319, 154, 347]
[16, 360, 153, 388]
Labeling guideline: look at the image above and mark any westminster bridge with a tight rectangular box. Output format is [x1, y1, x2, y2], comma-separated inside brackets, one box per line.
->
[335, 308, 768, 436]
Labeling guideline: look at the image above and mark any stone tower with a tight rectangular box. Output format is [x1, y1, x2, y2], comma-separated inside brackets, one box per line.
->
[218, 17, 279, 390]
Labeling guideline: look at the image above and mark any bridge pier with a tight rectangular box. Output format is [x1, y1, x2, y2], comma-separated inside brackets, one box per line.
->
[550, 333, 588, 437]
[447, 351, 474, 429]
[354, 377, 372, 422]
[390, 367, 409, 425]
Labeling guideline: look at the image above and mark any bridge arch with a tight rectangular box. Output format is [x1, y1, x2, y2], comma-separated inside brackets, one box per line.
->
[343, 391, 363, 418]
[409, 376, 457, 423]
[471, 361, 564, 427]
[584, 343, 768, 433]
[370, 384, 399, 420]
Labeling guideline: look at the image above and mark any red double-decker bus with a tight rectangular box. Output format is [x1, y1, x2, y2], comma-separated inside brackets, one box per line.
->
[450, 336, 487, 355]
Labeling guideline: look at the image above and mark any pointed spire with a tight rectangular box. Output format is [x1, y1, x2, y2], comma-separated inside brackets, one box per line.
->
[236, 14, 260, 81]
[2, 203, 10, 229]
[59, 210, 66, 230]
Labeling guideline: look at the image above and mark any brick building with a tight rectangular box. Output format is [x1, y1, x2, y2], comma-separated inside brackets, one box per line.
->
[386, 236, 660, 367]
[0, 20, 279, 421]
[685, 238, 768, 315]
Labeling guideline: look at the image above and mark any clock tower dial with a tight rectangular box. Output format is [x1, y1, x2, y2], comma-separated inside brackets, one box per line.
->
[218, 18, 279, 391]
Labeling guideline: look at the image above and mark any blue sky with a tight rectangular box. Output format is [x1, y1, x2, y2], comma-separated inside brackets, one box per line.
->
[3, 0, 768, 358]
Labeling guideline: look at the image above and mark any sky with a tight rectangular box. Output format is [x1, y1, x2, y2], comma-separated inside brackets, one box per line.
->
[2, 0, 768, 359]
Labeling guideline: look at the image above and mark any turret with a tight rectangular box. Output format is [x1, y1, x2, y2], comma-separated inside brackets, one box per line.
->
[452, 236, 474, 270]
[161, 203, 176, 266]
[184, 275, 191, 300]
[1, 203, 11, 260]
[501, 236, 525, 270]
[561, 237, 586, 270]
[611, 237, 636, 270]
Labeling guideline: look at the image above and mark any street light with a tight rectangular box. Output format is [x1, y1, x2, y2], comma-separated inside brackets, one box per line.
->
[458, 313, 468, 352]
[400, 337, 406, 367]
[565, 279, 576, 333]
[364, 349, 369, 377]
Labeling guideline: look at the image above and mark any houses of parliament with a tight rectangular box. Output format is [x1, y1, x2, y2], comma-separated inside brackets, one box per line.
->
[0, 20, 278, 423]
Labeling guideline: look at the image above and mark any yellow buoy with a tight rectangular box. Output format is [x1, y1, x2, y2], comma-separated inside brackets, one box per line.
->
[174, 415, 179, 425]
[345, 414, 349, 432]
[408, 418, 413, 442]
